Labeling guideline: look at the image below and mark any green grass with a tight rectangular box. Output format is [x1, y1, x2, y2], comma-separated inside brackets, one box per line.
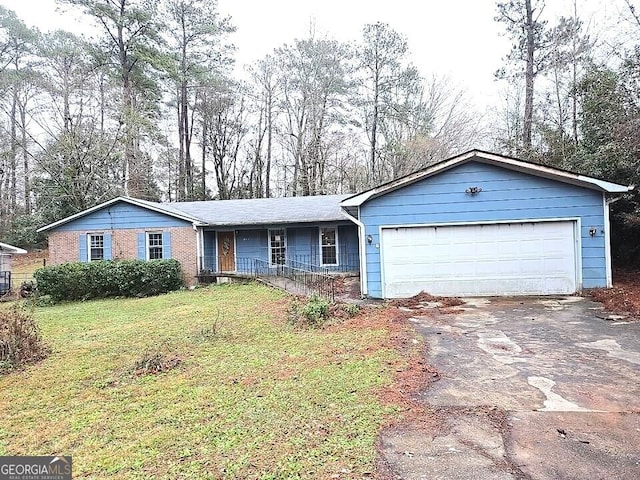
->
[0, 284, 399, 479]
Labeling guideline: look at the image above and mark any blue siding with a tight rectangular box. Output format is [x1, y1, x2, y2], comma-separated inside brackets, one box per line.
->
[236, 229, 268, 264]
[137, 233, 146, 260]
[78, 234, 87, 262]
[103, 233, 112, 260]
[360, 161, 607, 298]
[162, 231, 172, 259]
[54, 202, 191, 232]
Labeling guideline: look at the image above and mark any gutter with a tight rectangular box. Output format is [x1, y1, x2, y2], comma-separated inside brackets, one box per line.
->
[340, 207, 368, 297]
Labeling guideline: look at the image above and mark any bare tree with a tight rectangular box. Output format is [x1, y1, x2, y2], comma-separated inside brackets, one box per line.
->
[358, 22, 409, 182]
[163, 0, 234, 200]
[61, 0, 161, 198]
[496, 0, 549, 151]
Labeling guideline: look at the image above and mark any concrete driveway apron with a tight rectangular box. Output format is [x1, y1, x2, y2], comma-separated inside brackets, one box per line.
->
[379, 297, 640, 480]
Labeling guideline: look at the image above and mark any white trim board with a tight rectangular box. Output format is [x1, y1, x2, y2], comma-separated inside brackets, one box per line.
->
[319, 225, 339, 267]
[340, 207, 368, 296]
[0, 242, 27, 254]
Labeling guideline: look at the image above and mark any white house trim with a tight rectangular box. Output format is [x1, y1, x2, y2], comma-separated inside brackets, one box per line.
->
[340, 207, 368, 296]
[0, 242, 27, 254]
[603, 194, 619, 288]
[319, 225, 339, 267]
[145, 231, 163, 260]
[268, 228, 288, 267]
[341, 150, 633, 208]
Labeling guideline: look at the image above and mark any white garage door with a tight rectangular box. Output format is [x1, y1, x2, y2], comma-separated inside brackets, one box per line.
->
[381, 221, 577, 298]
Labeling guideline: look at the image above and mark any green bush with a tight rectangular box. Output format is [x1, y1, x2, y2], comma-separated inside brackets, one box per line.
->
[298, 294, 330, 326]
[34, 259, 183, 301]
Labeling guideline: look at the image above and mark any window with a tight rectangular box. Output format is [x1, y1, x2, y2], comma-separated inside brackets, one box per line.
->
[147, 233, 163, 260]
[88, 234, 104, 261]
[269, 229, 286, 265]
[320, 227, 338, 265]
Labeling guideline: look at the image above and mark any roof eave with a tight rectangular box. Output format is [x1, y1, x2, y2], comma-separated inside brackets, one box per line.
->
[0, 242, 27, 254]
[200, 216, 353, 228]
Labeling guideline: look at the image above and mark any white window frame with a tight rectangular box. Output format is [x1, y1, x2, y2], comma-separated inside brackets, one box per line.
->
[319, 225, 339, 266]
[268, 228, 287, 266]
[88, 233, 105, 262]
[146, 232, 164, 260]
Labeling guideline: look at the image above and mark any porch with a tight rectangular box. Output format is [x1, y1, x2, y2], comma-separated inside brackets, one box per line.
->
[199, 224, 360, 276]
[197, 224, 360, 301]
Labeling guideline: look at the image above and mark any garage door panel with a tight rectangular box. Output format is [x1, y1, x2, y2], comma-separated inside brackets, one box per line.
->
[382, 222, 577, 297]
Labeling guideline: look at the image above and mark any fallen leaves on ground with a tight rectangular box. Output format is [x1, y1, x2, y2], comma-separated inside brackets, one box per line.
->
[589, 269, 640, 320]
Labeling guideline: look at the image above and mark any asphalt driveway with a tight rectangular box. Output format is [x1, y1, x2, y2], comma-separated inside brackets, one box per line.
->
[380, 296, 640, 479]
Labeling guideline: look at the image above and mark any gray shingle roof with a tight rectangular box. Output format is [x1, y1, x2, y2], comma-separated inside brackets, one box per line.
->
[149, 194, 353, 226]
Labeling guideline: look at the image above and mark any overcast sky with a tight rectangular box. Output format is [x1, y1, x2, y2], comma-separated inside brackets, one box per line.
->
[0, 0, 626, 112]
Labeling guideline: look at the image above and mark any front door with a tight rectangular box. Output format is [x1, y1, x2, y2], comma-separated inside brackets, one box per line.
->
[217, 231, 236, 272]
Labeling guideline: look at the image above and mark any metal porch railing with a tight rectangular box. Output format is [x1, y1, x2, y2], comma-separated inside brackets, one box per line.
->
[197, 256, 336, 301]
[0, 271, 10, 296]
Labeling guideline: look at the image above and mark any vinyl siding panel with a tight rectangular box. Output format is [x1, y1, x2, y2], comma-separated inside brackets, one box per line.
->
[236, 229, 268, 262]
[54, 203, 192, 232]
[361, 161, 607, 297]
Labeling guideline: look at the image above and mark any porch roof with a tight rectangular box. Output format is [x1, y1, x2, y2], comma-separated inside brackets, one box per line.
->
[0, 241, 27, 254]
[158, 194, 353, 227]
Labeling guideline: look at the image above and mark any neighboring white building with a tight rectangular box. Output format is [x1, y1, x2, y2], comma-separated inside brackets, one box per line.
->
[0, 241, 27, 294]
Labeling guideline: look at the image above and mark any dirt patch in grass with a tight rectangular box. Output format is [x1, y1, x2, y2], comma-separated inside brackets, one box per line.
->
[589, 269, 640, 320]
[130, 349, 182, 377]
[390, 291, 464, 309]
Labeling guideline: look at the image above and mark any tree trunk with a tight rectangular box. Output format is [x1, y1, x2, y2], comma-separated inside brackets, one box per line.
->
[523, 0, 535, 149]
[20, 102, 30, 214]
[201, 113, 208, 200]
[371, 67, 379, 183]
[117, 0, 139, 197]
[10, 87, 17, 218]
[265, 89, 273, 198]
[571, 0, 579, 147]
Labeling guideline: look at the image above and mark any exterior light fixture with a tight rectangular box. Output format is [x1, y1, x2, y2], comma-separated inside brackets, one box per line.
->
[589, 227, 597, 237]
[367, 234, 373, 244]
[465, 186, 482, 195]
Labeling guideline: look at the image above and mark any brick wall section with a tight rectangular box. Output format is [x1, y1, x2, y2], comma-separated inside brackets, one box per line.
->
[48, 231, 80, 264]
[48, 226, 198, 286]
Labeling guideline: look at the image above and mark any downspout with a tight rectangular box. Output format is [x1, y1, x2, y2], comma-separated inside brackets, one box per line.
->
[193, 223, 202, 277]
[341, 206, 368, 297]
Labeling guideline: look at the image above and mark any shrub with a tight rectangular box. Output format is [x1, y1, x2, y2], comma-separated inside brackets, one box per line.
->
[0, 306, 49, 373]
[342, 303, 360, 317]
[34, 259, 183, 301]
[192, 309, 223, 343]
[288, 294, 330, 327]
[131, 349, 181, 377]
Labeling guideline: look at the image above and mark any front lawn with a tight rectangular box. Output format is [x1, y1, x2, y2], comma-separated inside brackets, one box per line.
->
[0, 284, 402, 479]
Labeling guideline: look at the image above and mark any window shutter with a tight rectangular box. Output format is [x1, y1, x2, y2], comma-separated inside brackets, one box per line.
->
[162, 231, 172, 259]
[137, 233, 146, 260]
[104, 233, 112, 260]
[79, 234, 87, 262]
